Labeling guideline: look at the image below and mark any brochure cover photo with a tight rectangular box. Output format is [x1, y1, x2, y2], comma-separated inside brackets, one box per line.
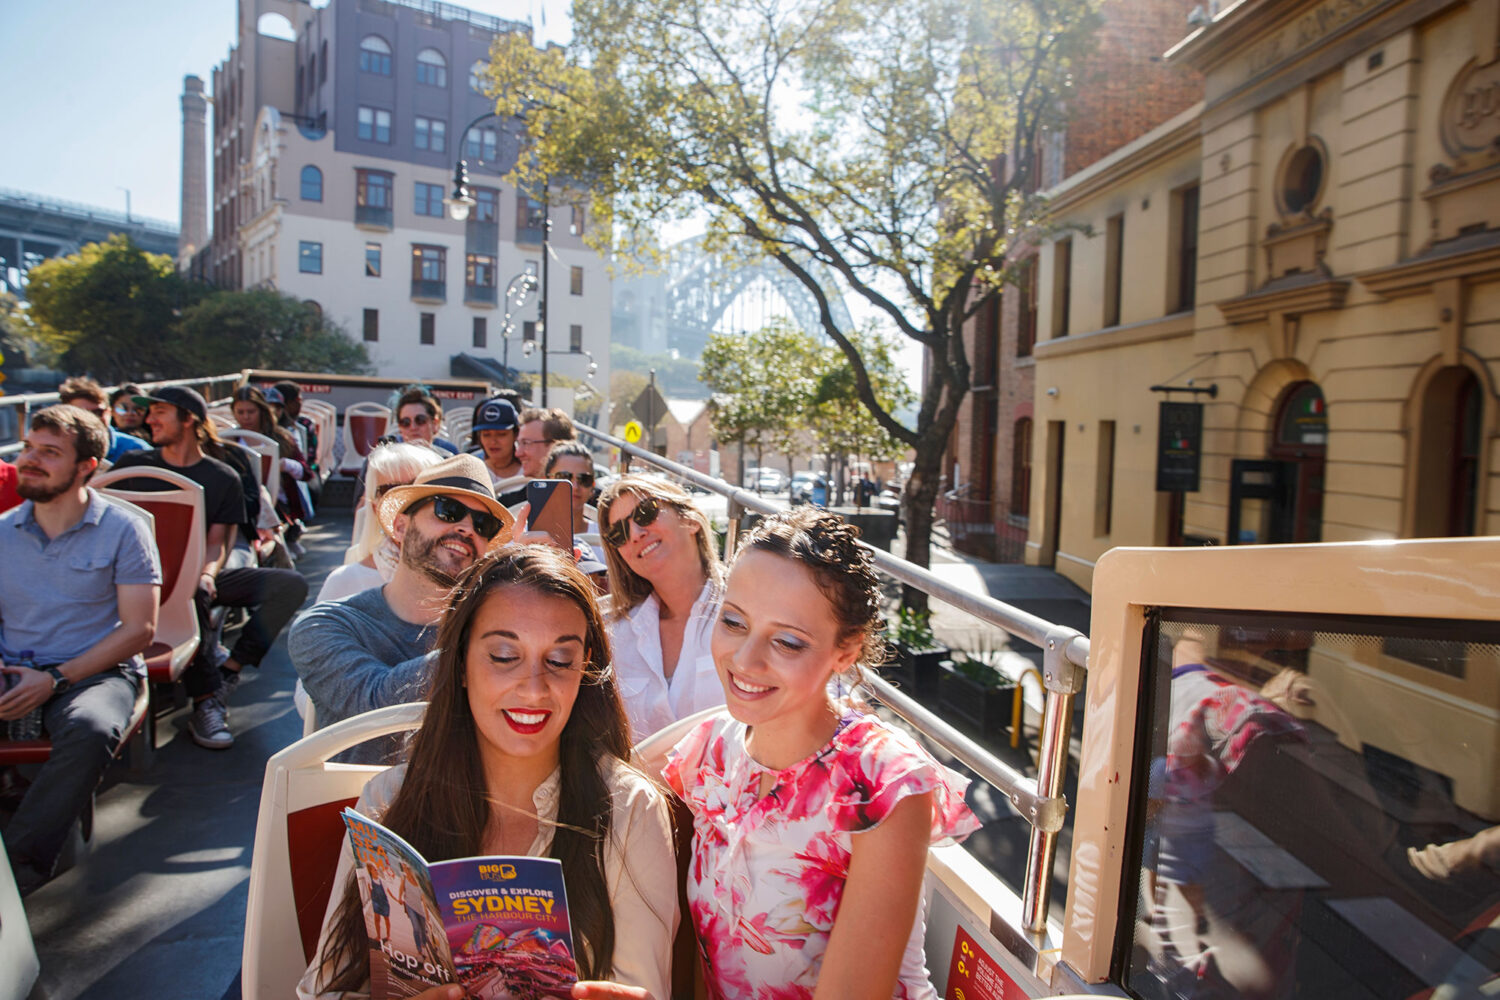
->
[341, 808, 578, 1000]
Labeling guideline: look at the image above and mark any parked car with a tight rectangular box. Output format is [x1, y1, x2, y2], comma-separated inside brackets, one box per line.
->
[755, 468, 787, 493]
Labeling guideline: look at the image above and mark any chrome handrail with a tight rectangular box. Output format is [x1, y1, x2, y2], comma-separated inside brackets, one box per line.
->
[577, 423, 1090, 936]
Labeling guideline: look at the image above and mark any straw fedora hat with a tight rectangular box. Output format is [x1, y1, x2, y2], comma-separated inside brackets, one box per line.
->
[378, 452, 515, 548]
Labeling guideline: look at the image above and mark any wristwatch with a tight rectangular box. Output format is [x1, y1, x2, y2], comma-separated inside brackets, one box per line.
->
[45, 666, 71, 694]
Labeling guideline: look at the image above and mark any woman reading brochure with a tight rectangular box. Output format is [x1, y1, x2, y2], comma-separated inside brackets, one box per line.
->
[299, 546, 678, 1000]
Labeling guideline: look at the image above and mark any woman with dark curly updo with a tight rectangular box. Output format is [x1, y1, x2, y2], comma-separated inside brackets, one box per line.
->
[662, 507, 980, 998]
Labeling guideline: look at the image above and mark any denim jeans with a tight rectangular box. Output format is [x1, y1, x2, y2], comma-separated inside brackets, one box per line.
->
[3, 667, 140, 878]
[185, 560, 308, 699]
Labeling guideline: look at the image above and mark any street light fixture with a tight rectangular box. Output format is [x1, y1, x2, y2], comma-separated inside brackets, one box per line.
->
[446, 111, 554, 406]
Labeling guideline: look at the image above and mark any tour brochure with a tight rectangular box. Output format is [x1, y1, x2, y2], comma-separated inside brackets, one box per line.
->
[341, 808, 578, 999]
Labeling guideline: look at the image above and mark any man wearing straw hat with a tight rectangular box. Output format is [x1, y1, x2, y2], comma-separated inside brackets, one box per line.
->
[289, 454, 514, 763]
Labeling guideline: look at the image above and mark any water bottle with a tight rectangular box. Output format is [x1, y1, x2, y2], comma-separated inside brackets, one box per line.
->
[7, 651, 45, 742]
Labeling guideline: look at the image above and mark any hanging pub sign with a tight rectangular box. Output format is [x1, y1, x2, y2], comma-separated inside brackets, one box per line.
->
[1156, 401, 1203, 492]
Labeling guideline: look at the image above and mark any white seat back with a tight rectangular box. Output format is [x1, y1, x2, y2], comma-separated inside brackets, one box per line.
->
[444, 405, 473, 449]
[0, 835, 39, 1000]
[242, 702, 425, 1000]
[301, 400, 336, 480]
[340, 402, 390, 473]
[92, 467, 206, 681]
[220, 428, 278, 491]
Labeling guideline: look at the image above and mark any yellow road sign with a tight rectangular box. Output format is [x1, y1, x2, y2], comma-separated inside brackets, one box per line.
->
[623, 420, 643, 444]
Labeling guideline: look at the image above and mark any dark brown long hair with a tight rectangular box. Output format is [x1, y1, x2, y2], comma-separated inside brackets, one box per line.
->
[316, 546, 635, 990]
[232, 384, 299, 460]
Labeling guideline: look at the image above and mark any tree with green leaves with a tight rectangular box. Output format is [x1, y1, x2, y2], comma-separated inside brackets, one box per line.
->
[174, 289, 371, 376]
[22, 234, 199, 382]
[700, 321, 821, 480]
[20, 235, 370, 381]
[490, 0, 1098, 593]
[808, 328, 914, 502]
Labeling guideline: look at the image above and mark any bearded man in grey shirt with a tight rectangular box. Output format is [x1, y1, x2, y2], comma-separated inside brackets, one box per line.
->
[289, 455, 514, 763]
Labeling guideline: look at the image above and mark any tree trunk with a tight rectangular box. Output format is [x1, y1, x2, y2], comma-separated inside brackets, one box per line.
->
[900, 423, 952, 612]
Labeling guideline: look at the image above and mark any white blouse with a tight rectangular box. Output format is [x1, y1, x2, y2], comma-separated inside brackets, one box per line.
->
[297, 757, 678, 1000]
[608, 579, 726, 742]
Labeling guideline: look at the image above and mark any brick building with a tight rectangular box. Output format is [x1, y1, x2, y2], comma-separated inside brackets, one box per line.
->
[945, 0, 1203, 559]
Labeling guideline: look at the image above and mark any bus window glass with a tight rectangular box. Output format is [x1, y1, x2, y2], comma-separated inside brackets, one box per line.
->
[1125, 610, 1500, 1000]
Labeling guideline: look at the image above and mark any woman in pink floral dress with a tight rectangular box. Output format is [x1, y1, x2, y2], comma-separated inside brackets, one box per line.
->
[664, 508, 979, 999]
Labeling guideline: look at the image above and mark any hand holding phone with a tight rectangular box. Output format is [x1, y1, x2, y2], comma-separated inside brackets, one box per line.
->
[526, 479, 574, 552]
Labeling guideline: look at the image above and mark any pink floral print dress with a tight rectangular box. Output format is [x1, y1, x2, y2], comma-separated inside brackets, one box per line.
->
[663, 711, 980, 999]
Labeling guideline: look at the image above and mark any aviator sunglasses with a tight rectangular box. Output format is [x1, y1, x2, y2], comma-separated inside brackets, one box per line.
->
[398, 413, 432, 429]
[603, 495, 662, 547]
[551, 470, 595, 489]
[419, 494, 505, 540]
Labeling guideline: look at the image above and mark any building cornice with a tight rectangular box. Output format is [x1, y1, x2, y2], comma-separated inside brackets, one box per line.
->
[1032, 311, 1195, 362]
[1045, 104, 1205, 215]
[1216, 270, 1351, 323]
[1359, 228, 1500, 297]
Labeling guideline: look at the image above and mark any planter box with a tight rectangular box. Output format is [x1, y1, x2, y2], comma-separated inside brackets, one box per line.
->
[938, 661, 1014, 737]
[886, 644, 949, 701]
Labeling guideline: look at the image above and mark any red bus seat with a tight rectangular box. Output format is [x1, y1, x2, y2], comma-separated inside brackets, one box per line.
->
[339, 403, 390, 475]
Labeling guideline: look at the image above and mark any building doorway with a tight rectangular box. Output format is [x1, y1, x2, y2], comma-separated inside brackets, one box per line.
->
[1412, 366, 1482, 537]
[1228, 380, 1326, 543]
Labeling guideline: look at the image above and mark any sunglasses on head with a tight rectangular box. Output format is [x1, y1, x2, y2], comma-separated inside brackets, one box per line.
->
[419, 494, 505, 540]
[398, 414, 432, 428]
[604, 495, 661, 547]
[551, 471, 595, 488]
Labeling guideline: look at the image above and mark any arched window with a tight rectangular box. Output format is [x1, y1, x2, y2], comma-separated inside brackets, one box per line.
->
[359, 35, 391, 75]
[469, 60, 488, 94]
[300, 165, 323, 201]
[304, 300, 322, 320]
[416, 48, 447, 87]
[1011, 417, 1033, 519]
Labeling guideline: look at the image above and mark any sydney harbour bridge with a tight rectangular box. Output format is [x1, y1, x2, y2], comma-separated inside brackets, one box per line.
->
[611, 234, 855, 358]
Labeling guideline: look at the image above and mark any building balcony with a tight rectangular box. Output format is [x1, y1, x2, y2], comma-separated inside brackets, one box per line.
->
[355, 204, 393, 230]
[516, 226, 544, 246]
[465, 285, 498, 307]
[410, 279, 447, 303]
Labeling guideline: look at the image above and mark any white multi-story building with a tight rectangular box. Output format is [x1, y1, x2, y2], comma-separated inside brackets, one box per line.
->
[206, 0, 609, 398]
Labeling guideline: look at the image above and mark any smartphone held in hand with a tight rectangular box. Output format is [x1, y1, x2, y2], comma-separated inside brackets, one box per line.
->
[526, 479, 574, 552]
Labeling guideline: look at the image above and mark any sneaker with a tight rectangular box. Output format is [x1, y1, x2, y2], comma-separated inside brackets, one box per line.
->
[219, 668, 241, 719]
[189, 697, 234, 750]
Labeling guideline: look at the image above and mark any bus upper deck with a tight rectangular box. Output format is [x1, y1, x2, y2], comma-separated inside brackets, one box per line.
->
[2, 372, 1497, 1000]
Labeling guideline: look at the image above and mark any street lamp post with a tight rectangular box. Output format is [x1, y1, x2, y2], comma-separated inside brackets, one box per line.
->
[445, 111, 554, 405]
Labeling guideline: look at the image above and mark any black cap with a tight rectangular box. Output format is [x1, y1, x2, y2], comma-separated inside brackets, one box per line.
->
[473, 396, 520, 431]
[133, 386, 209, 422]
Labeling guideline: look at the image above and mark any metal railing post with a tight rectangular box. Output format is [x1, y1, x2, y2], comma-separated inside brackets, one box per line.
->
[724, 496, 743, 559]
[1021, 627, 1088, 933]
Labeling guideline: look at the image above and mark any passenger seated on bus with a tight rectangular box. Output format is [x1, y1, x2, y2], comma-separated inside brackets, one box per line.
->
[467, 395, 525, 493]
[546, 442, 606, 563]
[320, 444, 441, 605]
[289, 454, 513, 763]
[231, 384, 311, 527]
[391, 385, 458, 457]
[661, 508, 979, 998]
[111, 386, 309, 751]
[597, 476, 726, 741]
[0, 458, 19, 513]
[271, 381, 319, 480]
[57, 376, 148, 465]
[299, 546, 677, 1000]
[108, 384, 149, 442]
[501, 407, 576, 508]
[0, 405, 160, 895]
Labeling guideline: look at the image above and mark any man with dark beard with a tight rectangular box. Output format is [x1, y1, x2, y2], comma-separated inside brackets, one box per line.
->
[0, 405, 160, 894]
[289, 454, 514, 764]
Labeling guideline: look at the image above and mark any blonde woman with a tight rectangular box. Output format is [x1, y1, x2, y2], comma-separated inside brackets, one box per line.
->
[596, 476, 725, 740]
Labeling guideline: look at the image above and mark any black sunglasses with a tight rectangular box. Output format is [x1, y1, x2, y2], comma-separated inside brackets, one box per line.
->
[604, 495, 661, 547]
[398, 414, 432, 428]
[420, 494, 505, 540]
[551, 470, 595, 489]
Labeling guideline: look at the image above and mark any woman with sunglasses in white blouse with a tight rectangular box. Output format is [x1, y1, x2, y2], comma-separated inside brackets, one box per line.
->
[596, 476, 726, 741]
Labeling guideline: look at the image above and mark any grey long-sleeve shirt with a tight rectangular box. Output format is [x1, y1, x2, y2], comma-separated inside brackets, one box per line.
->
[288, 586, 436, 763]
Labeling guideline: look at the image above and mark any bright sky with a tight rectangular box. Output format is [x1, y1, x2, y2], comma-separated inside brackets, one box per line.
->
[0, 0, 570, 226]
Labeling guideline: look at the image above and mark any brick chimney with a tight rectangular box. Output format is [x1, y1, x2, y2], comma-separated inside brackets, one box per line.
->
[179, 74, 210, 265]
